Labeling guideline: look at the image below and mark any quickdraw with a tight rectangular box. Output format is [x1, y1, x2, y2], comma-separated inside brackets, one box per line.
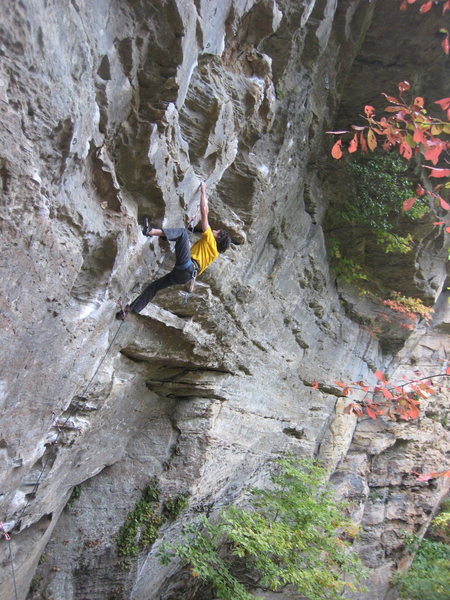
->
[0, 522, 11, 541]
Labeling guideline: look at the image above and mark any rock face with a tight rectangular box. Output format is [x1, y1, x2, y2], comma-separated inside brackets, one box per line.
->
[0, 1, 448, 600]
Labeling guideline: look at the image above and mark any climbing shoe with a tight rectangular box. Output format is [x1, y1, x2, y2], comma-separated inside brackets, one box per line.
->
[142, 217, 151, 236]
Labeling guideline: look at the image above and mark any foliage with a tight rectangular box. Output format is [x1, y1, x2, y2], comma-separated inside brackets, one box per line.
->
[65, 484, 82, 510]
[341, 153, 426, 232]
[431, 500, 450, 543]
[328, 82, 450, 232]
[162, 494, 189, 520]
[382, 291, 434, 325]
[328, 239, 369, 287]
[326, 153, 428, 300]
[116, 480, 163, 562]
[311, 366, 450, 421]
[116, 480, 191, 568]
[393, 534, 450, 600]
[159, 457, 367, 600]
[374, 231, 414, 253]
[397, 0, 450, 54]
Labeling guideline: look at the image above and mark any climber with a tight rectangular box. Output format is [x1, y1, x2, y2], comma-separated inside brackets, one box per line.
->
[116, 183, 231, 319]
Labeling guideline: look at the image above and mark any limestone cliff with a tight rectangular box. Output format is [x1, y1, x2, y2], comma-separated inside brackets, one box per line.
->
[0, 1, 448, 600]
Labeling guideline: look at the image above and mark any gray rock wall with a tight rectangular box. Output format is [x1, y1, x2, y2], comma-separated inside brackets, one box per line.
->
[0, 1, 448, 599]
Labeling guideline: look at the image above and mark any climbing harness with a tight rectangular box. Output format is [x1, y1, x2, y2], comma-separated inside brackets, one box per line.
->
[178, 259, 198, 305]
[2, 317, 125, 600]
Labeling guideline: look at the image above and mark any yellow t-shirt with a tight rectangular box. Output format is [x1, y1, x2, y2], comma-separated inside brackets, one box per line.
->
[190, 227, 219, 275]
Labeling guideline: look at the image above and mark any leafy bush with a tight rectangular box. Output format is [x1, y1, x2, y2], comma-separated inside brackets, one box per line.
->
[159, 457, 366, 600]
[393, 535, 450, 600]
[342, 153, 427, 231]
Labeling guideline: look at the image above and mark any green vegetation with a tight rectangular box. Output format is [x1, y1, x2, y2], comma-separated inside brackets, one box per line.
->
[163, 494, 189, 520]
[328, 239, 369, 287]
[326, 152, 435, 323]
[116, 480, 190, 568]
[337, 152, 427, 232]
[431, 499, 450, 543]
[159, 457, 367, 600]
[116, 480, 162, 562]
[29, 575, 42, 594]
[394, 501, 450, 600]
[393, 535, 450, 600]
[65, 484, 82, 510]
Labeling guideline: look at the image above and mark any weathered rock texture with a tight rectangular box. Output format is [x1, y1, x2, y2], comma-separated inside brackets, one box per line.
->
[0, 1, 448, 600]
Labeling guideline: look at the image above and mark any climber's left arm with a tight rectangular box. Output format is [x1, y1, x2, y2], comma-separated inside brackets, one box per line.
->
[200, 182, 210, 232]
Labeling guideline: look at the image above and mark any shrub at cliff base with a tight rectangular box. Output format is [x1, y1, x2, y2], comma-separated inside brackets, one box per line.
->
[159, 457, 367, 600]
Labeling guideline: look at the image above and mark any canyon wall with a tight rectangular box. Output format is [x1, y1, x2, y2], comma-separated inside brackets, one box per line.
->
[0, 1, 448, 599]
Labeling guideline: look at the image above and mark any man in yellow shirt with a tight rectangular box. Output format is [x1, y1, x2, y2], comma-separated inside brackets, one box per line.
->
[117, 183, 231, 318]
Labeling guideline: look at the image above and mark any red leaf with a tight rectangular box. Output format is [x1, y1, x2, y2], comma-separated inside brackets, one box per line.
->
[343, 403, 354, 415]
[446, 226, 450, 233]
[424, 142, 445, 166]
[413, 96, 425, 108]
[408, 405, 421, 419]
[416, 184, 426, 196]
[360, 132, 368, 153]
[434, 97, 450, 111]
[423, 166, 450, 178]
[439, 196, 450, 210]
[334, 381, 346, 388]
[381, 93, 401, 104]
[348, 133, 358, 153]
[417, 470, 450, 482]
[403, 197, 417, 212]
[400, 0, 408, 9]
[419, 0, 433, 13]
[356, 381, 371, 393]
[399, 142, 413, 159]
[444, 1, 450, 15]
[413, 126, 427, 144]
[398, 81, 411, 93]
[381, 388, 394, 401]
[375, 370, 387, 384]
[364, 105, 375, 118]
[331, 139, 343, 159]
[446, 367, 450, 375]
[433, 221, 449, 225]
[442, 34, 450, 55]
[435, 97, 450, 120]
[311, 380, 319, 390]
[366, 406, 378, 419]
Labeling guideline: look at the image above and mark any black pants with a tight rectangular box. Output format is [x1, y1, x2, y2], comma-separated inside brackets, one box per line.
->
[129, 228, 195, 313]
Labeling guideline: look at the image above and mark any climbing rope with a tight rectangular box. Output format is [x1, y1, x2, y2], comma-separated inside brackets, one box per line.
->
[0, 522, 18, 600]
[3, 192, 204, 594]
[2, 317, 125, 600]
